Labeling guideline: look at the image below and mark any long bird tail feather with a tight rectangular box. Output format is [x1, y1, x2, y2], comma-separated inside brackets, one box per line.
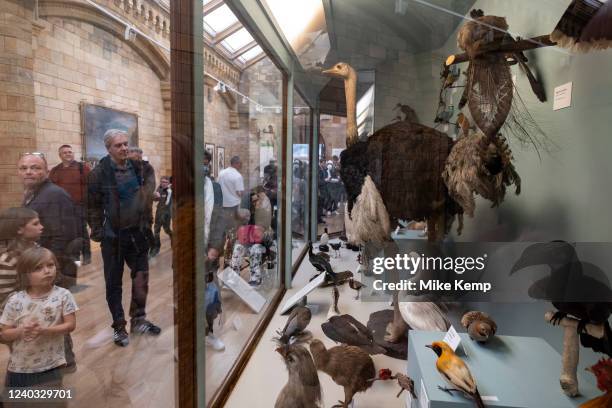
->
[473, 388, 486, 408]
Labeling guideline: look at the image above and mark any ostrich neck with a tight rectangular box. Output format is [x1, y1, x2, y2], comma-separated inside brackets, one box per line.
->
[345, 72, 358, 146]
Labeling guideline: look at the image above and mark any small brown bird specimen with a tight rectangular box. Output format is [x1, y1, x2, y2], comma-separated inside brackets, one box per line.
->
[310, 339, 376, 408]
[395, 373, 417, 399]
[461, 311, 497, 343]
[276, 306, 312, 344]
[426, 341, 485, 408]
[348, 278, 365, 300]
[275, 344, 322, 408]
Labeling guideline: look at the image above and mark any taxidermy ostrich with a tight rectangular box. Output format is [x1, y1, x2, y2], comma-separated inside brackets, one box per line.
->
[322, 63, 460, 244]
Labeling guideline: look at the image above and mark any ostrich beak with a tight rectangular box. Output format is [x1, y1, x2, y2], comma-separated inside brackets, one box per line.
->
[322, 67, 341, 77]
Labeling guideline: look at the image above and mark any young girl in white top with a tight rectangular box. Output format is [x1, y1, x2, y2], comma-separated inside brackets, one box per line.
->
[0, 246, 77, 391]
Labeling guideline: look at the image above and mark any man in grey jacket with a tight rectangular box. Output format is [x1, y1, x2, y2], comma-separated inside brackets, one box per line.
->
[18, 152, 79, 370]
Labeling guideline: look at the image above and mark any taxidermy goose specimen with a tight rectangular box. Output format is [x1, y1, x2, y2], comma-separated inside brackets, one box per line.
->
[321, 63, 460, 244]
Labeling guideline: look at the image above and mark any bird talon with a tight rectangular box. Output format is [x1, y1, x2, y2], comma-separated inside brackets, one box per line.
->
[550, 311, 567, 326]
[438, 385, 456, 395]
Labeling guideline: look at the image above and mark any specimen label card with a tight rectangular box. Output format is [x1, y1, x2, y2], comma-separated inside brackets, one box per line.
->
[443, 325, 461, 351]
[279, 272, 326, 314]
[217, 267, 266, 313]
[553, 82, 572, 111]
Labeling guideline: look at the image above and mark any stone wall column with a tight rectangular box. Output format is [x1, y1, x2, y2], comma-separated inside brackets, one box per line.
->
[0, 0, 36, 208]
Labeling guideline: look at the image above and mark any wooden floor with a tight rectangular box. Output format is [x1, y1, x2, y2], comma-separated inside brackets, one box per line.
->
[204, 260, 280, 405]
[0, 237, 176, 408]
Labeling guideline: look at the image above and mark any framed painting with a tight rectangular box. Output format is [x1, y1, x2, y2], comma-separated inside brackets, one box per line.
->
[205, 143, 215, 177]
[217, 146, 225, 174]
[81, 103, 138, 167]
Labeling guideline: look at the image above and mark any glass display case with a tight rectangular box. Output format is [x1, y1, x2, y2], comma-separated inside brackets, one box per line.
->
[291, 89, 311, 265]
[3, 0, 612, 407]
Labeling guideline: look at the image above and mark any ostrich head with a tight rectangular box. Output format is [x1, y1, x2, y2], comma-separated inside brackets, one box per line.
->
[322, 62, 355, 79]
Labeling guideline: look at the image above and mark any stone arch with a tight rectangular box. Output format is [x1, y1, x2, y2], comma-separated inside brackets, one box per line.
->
[38, 0, 170, 80]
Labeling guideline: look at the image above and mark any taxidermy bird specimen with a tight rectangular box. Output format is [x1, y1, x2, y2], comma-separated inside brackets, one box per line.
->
[511, 241, 612, 356]
[394, 373, 417, 399]
[461, 311, 498, 343]
[399, 301, 451, 332]
[319, 228, 330, 253]
[330, 242, 342, 258]
[443, 128, 521, 218]
[322, 63, 460, 244]
[275, 306, 312, 345]
[580, 358, 612, 408]
[307, 242, 352, 286]
[308, 241, 330, 266]
[348, 277, 364, 299]
[452, 9, 549, 154]
[393, 103, 420, 124]
[310, 339, 376, 408]
[275, 344, 322, 408]
[552, 0, 612, 52]
[426, 341, 486, 408]
[327, 286, 341, 319]
[321, 314, 385, 355]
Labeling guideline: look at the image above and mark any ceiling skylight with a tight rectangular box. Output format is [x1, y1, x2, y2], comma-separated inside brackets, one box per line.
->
[222, 28, 254, 53]
[238, 45, 263, 63]
[204, 4, 238, 35]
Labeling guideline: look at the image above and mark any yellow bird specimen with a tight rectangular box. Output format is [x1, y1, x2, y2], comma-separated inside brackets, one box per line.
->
[425, 341, 485, 408]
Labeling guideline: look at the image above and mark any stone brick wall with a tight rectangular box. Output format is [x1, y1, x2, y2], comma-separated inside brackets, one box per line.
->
[0, 0, 245, 209]
[0, 0, 37, 209]
[32, 16, 170, 177]
[319, 114, 345, 161]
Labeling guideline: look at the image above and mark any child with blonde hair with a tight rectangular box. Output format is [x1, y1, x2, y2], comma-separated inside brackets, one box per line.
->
[0, 247, 77, 392]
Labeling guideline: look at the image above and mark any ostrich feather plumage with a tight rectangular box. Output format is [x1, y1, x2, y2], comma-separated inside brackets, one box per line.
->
[339, 121, 458, 243]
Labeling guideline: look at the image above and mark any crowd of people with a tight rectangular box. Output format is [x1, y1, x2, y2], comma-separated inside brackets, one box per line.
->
[0, 128, 278, 393]
[317, 155, 346, 224]
[0, 129, 172, 397]
[203, 153, 276, 352]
